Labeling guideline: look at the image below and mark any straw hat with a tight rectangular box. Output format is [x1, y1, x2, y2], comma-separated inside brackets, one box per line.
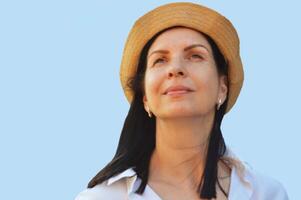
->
[119, 2, 244, 113]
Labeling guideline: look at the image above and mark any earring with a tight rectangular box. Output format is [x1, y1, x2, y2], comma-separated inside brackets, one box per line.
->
[145, 105, 152, 118]
[147, 110, 152, 118]
[217, 99, 222, 110]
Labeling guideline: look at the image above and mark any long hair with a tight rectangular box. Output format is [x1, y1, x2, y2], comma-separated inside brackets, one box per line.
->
[88, 26, 229, 199]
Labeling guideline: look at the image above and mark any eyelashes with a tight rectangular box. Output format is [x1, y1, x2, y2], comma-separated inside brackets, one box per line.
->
[190, 54, 203, 59]
[153, 58, 165, 66]
[152, 54, 204, 67]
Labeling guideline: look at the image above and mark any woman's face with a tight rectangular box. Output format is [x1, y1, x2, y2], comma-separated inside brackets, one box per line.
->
[143, 27, 227, 119]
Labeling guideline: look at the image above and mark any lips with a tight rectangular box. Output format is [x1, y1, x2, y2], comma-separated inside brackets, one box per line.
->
[163, 85, 194, 95]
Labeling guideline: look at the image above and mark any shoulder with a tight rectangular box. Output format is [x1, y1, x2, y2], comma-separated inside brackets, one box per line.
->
[222, 147, 289, 199]
[244, 163, 289, 199]
[74, 180, 127, 200]
[75, 168, 139, 200]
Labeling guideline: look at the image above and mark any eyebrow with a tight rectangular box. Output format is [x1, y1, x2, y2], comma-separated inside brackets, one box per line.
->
[147, 44, 209, 59]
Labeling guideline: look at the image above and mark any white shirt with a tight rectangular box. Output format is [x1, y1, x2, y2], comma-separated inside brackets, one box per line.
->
[75, 148, 289, 200]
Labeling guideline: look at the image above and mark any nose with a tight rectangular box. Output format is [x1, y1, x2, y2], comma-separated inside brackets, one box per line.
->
[167, 59, 187, 78]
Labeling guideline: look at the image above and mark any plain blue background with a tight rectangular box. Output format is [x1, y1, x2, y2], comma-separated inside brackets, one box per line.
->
[0, 0, 299, 199]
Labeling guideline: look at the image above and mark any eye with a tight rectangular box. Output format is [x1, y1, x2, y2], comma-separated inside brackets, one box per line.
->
[153, 58, 166, 66]
[190, 54, 203, 60]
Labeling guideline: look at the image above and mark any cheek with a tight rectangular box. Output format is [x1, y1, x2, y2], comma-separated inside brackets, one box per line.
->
[144, 70, 165, 102]
[193, 68, 219, 101]
[205, 79, 219, 98]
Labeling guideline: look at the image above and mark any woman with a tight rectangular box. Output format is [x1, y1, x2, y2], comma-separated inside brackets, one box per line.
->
[75, 2, 288, 200]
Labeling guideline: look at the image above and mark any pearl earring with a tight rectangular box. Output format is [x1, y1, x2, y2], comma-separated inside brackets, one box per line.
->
[217, 99, 222, 110]
[145, 105, 152, 118]
[147, 110, 152, 118]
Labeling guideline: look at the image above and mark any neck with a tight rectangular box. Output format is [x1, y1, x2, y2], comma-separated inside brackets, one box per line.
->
[149, 111, 215, 188]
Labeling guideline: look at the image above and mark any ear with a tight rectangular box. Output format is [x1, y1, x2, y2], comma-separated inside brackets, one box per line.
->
[218, 75, 228, 104]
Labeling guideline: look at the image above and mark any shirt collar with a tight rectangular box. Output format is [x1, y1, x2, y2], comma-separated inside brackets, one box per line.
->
[106, 147, 254, 198]
[106, 167, 138, 195]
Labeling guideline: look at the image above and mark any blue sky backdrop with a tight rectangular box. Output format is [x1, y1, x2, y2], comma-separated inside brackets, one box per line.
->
[0, 0, 300, 199]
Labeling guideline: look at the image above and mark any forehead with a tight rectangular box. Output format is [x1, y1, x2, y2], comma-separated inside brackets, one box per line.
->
[148, 27, 211, 53]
